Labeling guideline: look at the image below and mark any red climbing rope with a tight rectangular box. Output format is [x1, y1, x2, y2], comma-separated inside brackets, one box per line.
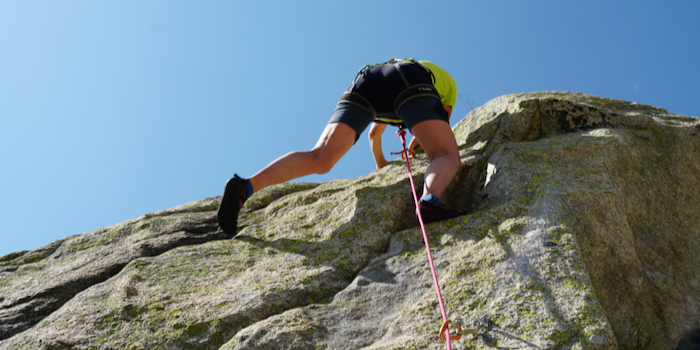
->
[394, 125, 453, 350]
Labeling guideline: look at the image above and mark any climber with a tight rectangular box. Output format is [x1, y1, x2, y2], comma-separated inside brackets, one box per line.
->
[217, 58, 467, 235]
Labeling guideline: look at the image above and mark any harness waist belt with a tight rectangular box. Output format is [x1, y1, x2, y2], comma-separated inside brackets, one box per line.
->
[338, 58, 441, 126]
[394, 83, 441, 115]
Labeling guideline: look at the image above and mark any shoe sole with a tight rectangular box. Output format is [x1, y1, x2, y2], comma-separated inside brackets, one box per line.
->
[418, 201, 467, 224]
[217, 176, 246, 235]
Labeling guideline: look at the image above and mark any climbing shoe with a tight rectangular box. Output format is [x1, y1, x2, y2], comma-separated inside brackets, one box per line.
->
[418, 200, 467, 224]
[217, 174, 249, 235]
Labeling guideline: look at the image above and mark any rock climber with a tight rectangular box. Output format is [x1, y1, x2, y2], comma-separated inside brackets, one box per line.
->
[217, 58, 467, 235]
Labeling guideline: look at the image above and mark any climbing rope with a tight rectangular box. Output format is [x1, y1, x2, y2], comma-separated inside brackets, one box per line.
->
[393, 124, 453, 349]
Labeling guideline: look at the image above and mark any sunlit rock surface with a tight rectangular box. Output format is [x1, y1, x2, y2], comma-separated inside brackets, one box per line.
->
[1, 92, 699, 350]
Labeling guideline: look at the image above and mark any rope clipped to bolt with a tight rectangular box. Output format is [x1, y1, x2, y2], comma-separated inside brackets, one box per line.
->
[439, 320, 479, 341]
[393, 124, 455, 349]
[440, 316, 491, 341]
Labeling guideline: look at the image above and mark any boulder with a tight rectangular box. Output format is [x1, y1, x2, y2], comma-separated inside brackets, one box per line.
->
[1, 92, 698, 350]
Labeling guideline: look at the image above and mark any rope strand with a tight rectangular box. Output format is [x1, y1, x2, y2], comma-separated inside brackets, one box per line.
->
[395, 125, 452, 350]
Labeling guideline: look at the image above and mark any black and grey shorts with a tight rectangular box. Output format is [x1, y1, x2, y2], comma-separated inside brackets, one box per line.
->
[328, 63, 449, 141]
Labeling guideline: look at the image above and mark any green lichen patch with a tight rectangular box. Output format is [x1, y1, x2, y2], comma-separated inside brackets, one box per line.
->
[0, 251, 28, 263]
[182, 198, 220, 212]
[20, 216, 380, 349]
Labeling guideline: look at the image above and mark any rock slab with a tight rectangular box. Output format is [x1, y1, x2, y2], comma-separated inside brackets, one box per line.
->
[1, 92, 699, 350]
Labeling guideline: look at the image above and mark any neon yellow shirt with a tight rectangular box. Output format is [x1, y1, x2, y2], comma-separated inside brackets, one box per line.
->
[419, 61, 458, 107]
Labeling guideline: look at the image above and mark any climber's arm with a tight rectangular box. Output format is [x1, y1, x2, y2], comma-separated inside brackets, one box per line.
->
[444, 105, 453, 120]
[369, 122, 390, 169]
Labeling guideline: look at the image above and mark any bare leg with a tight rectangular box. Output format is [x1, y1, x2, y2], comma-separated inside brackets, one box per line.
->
[248, 122, 356, 192]
[409, 119, 461, 199]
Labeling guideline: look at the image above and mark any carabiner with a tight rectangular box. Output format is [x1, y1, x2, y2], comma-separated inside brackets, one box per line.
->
[439, 320, 481, 341]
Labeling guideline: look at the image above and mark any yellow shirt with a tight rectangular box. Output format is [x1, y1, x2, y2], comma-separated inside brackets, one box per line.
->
[419, 61, 458, 108]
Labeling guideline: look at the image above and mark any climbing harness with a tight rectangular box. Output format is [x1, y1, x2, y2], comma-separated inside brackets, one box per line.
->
[393, 124, 454, 349]
[356, 58, 436, 84]
[338, 58, 441, 125]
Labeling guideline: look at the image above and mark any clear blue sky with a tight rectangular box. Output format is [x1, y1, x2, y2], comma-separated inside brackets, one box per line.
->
[1, 1, 698, 257]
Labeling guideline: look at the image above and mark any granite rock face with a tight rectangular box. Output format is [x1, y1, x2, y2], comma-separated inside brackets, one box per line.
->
[1, 92, 699, 350]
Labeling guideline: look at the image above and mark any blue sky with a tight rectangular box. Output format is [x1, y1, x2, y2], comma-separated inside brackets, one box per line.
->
[1, 1, 698, 257]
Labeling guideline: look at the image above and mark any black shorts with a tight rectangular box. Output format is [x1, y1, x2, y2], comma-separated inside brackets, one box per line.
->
[328, 63, 449, 140]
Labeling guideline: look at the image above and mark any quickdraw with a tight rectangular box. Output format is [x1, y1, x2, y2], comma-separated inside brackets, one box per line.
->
[390, 148, 417, 160]
[439, 316, 490, 342]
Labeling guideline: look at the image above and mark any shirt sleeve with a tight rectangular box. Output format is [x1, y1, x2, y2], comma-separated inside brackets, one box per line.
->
[419, 61, 458, 107]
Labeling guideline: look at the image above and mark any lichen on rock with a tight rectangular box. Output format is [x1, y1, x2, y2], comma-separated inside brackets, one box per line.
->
[1, 92, 699, 350]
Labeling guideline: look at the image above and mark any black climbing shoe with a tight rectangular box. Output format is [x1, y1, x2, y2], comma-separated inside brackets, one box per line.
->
[217, 174, 249, 235]
[418, 200, 467, 224]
